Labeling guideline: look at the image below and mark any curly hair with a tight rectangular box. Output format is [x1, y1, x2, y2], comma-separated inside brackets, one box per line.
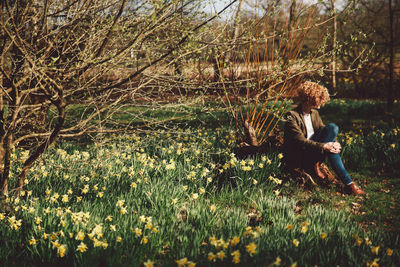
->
[296, 81, 330, 107]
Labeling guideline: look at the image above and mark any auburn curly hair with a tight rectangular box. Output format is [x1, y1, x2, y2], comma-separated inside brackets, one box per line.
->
[296, 81, 330, 107]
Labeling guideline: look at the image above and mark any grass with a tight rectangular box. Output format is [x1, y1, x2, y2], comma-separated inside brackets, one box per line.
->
[0, 99, 399, 266]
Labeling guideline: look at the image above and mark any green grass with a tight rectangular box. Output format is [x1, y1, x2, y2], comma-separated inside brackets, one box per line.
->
[0, 99, 399, 266]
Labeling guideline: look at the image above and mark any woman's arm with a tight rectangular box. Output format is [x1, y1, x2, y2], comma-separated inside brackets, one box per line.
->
[284, 112, 325, 155]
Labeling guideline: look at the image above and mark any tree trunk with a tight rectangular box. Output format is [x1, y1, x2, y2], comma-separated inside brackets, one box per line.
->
[225, 0, 243, 63]
[331, 0, 337, 91]
[387, 0, 394, 113]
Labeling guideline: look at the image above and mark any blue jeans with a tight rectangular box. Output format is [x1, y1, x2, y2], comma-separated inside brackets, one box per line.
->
[311, 123, 353, 185]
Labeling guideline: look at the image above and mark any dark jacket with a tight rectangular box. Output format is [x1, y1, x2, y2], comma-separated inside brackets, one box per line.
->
[283, 105, 325, 170]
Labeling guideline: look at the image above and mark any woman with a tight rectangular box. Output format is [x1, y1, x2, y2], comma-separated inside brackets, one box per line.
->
[283, 81, 365, 195]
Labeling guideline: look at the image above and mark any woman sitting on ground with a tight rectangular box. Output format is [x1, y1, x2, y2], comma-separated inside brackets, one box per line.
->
[283, 81, 365, 195]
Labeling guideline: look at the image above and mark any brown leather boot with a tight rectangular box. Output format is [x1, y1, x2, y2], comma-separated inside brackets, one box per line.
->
[313, 162, 327, 179]
[347, 183, 365, 195]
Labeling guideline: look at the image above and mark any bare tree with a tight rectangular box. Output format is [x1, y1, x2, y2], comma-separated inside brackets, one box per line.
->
[335, 0, 399, 106]
[0, 0, 236, 195]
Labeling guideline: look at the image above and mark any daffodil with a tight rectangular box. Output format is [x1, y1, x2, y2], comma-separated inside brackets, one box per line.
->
[143, 260, 154, 267]
[134, 228, 142, 237]
[273, 256, 281, 266]
[371, 246, 380, 255]
[208, 252, 216, 262]
[231, 250, 240, 264]
[216, 251, 225, 260]
[57, 244, 67, 257]
[120, 206, 128, 215]
[116, 199, 125, 207]
[141, 236, 148, 244]
[175, 257, 188, 266]
[366, 258, 379, 267]
[292, 239, 299, 247]
[61, 195, 68, 203]
[77, 242, 88, 253]
[230, 236, 240, 246]
[246, 242, 257, 256]
[29, 237, 38, 245]
[34, 217, 42, 225]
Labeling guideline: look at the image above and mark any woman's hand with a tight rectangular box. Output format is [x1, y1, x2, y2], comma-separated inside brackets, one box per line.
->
[323, 142, 341, 154]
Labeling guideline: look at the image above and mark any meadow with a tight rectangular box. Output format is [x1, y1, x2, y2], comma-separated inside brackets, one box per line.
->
[0, 99, 399, 267]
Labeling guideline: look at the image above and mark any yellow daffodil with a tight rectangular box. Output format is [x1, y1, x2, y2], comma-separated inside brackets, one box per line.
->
[371, 246, 380, 255]
[231, 250, 240, 264]
[76, 242, 87, 253]
[366, 258, 379, 267]
[116, 199, 125, 207]
[246, 242, 257, 256]
[175, 257, 188, 266]
[387, 248, 393, 256]
[141, 236, 148, 244]
[216, 251, 225, 260]
[292, 239, 299, 247]
[321, 233, 327, 239]
[134, 228, 142, 237]
[120, 206, 128, 215]
[34, 217, 42, 225]
[29, 237, 37, 245]
[143, 260, 154, 267]
[273, 256, 281, 266]
[230, 236, 240, 246]
[208, 252, 216, 262]
[57, 244, 67, 257]
[146, 222, 153, 230]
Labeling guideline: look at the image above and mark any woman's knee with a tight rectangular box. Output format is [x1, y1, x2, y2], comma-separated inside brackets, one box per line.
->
[326, 123, 339, 136]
